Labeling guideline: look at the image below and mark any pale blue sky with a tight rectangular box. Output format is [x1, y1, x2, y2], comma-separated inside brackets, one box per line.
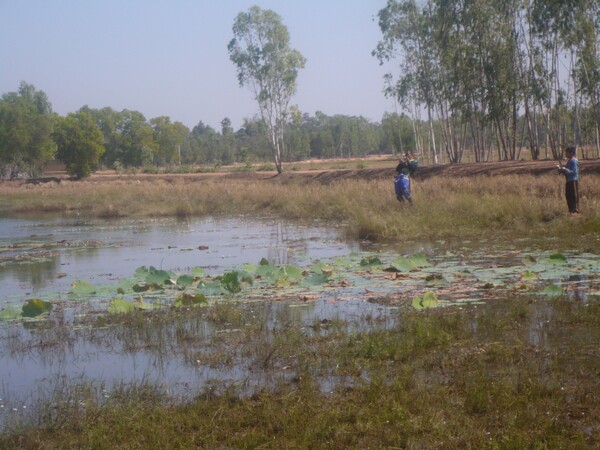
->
[1, 1, 396, 130]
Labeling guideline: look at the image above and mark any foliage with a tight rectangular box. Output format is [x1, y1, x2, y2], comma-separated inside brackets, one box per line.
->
[53, 111, 105, 178]
[0, 82, 55, 179]
[228, 6, 306, 173]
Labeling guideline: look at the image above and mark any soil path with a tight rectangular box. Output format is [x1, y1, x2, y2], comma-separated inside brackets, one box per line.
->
[81, 158, 600, 185]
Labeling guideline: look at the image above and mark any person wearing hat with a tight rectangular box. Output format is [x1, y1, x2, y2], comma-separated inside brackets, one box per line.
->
[557, 146, 580, 215]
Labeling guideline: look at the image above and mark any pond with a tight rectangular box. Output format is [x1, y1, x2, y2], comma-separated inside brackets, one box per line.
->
[0, 215, 599, 429]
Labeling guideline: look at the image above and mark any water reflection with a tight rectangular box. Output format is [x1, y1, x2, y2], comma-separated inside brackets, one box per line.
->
[0, 216, 357, 298]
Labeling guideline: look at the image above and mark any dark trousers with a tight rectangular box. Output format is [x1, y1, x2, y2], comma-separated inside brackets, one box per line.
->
[565, 180, 579, 213]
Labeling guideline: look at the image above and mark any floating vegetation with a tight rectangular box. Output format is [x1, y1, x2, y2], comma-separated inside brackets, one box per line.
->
[1, 248, 599, 323]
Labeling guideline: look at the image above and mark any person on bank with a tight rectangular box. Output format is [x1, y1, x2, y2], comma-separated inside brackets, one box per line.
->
[557, 146, 580, 215]
[394, 151, 418, 204]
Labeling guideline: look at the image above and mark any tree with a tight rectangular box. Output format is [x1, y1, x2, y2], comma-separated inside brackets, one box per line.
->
[0, 82, 55, 179]
[228, 5, 306, 174]
[53, 111, 104, 178]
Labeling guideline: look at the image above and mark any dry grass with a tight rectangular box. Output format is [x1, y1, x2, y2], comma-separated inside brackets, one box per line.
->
[2, 173, 600, 248]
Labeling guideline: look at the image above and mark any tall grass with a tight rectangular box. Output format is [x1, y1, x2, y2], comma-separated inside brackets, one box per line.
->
[1, 297, 598, 449]
[2, 173, 600, 246]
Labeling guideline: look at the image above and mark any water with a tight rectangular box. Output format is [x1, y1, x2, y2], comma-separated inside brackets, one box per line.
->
[0, 215, 396, 427]
[0, 215, 359, 298]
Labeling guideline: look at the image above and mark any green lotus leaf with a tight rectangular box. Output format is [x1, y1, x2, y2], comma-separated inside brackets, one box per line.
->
[412, 291, 439, 310]
[22, 299, 53, 317]
[145, 269, 172, 285]
[309, 262, 333, 276]
[259, 257, 270, 266]
[521, 270, 539, 281]
[116, 287, 126, 295]
[544, 253, 568, 265]
[255, 264, 279, 278]
[0, 307, 23, 321]
[132, 283, 164, 293]
[196, 280, 226, 296]
[190, 267, 205, 277]
[219, 271, 242, 293]
[107, 298, 135, 314]
[301, 273, 330, 287]
[70, 280, 96, 295]
[176, 275, 195, 288]
[360, 255, 382, 268]
[280, 265, 304, 281]
[174, 293, 207, 308]
[390, 254, 431, 272]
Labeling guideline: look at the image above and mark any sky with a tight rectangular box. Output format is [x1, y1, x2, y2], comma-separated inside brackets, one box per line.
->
[0, 0, 397, 131]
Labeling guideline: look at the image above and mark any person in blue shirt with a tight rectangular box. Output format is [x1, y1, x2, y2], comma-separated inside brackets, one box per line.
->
[557, 146, 580, 215]
[394, 151, 418, 204]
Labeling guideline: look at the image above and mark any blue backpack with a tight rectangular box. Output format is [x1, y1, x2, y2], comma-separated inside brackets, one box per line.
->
[394, 174, 411, 199]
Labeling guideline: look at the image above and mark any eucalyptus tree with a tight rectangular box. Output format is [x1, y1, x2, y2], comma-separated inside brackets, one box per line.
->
[375, 0, 440, 163]
[228, 5, 306, 174]
[0, 82, 55, 178]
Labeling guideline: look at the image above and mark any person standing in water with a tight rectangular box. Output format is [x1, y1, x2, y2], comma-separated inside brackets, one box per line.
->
[557, 146, 580, 215]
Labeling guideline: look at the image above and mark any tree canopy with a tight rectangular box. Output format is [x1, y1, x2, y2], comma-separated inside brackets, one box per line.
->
[228, 6, 306, 174]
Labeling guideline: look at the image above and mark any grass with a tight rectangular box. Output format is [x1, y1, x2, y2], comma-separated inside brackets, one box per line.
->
[2, 172, 598, 248]
[1, 296, 598, 449]
[1, 168, 599, 447]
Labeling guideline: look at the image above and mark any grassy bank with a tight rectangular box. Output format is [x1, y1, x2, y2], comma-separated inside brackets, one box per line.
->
[1, 296, 598, 449]
[2, 173, 600, 247]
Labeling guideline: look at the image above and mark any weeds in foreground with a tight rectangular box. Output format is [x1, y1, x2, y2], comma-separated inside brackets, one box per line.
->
[1, 297, 598, 449]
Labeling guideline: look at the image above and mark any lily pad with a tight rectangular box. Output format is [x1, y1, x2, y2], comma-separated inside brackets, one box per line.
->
[0, 307, 23, 321]
[174, 293, 207, 308]
[412, 291, 439, 310]
[22, 299, 53, 317]
[70, 280, 96, 295]
[176, 275, 195, 288]
[107, 298, 136, 314]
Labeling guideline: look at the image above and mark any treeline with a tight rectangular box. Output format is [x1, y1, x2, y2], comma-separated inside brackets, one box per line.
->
[375, 0, 600, 163]
[0, 82, 418, 179]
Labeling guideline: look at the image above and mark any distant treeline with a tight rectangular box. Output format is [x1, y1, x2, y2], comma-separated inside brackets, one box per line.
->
[0, 78, 597, 179]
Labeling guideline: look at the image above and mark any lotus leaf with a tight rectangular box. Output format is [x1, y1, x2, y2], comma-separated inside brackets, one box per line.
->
[309, 262, 333, 276]
[174, 293, 207, 308]
[22, 299, 53, 317]
[145, 268, 172, 285]
[107, 298, 136, 314]
[280, 265, 304, 281]
[301, 273, 330, 287]
[360, 255, 382, 268]
[521, 271, 539, 281]
[176, 275, 195, 288]
[0, 307, 22, 321]
[70, 280, 96, 295]
[191, 267, 205, 277]
[544, 253, 568, 265]
[219, 271, 242, 293]
[390, 254, 431, 272]
[132, 283, 164, 293]
[412, 291, 439, 310]
[197, 280, 226, 296]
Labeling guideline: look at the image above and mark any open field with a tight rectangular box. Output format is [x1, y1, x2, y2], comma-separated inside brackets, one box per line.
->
[1, 158, 599, 448]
